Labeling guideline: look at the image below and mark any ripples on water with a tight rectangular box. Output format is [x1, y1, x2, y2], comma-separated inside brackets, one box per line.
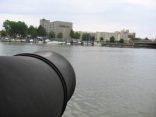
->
[0, 42, 156, 117]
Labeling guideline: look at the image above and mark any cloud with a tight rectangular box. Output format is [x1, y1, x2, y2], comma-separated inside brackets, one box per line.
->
[0, 0, 156, 38]
[123, 0, 156, 7]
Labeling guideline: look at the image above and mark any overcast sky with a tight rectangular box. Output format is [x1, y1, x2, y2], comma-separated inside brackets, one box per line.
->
[0, 0, 156, 39]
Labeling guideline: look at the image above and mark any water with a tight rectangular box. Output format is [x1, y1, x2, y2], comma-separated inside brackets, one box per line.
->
[0, 42, 156, 117]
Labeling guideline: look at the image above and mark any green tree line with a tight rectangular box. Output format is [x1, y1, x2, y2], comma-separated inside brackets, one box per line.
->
[70, 29, 81, 39]
[99, 36, 124, 43]
[1, 20, 47, 38]
[1, 20, 62, 39]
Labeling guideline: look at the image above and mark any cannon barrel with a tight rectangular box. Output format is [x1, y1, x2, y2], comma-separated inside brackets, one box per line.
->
[0, 51, 76, 117]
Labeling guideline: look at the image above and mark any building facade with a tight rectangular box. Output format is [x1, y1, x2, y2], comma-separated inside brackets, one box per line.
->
[40, 19, 135, 41]
[75, 29, 135, 42]
[40, 19, 73, 40]
[96, 32, 115, 41]
[95, 30, 135, 41]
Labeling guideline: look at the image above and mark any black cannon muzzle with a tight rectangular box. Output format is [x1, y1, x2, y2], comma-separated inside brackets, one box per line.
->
[0, 51, 76, 117]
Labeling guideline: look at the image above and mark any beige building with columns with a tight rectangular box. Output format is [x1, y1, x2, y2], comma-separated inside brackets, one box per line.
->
[95, 30, 135, 41]
[75, 29, 135, 41]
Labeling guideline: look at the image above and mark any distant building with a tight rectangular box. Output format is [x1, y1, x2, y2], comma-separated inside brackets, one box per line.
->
[40, 19, 73, 40]
[96, 32, 115, 41]
[95, 29, 135, 41]
[128, 33, 135, 39]
[75, 30, 135, 42]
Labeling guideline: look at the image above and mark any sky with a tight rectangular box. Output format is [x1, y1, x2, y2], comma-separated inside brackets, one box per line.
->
[0, 0, 156, 39]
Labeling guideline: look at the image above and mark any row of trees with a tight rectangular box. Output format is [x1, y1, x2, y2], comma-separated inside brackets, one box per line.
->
[99, 36, 124, 43]
[1, 20, 47, 38]
[2, 20, 28, 37]
[100, 36, 149, 43]
[130, 37, 149, 41]
[70, 29, 95, 41]
[1, 20, 135, 43]
[82, 34, 95, 41]
[48, 31, 63, 39]
[1, 20, 64, 39]
[99, 36, 149, 43]
[70, 29, 81, 39]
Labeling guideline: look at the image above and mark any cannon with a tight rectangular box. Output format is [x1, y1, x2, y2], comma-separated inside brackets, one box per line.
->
[0, 51, 76, 117]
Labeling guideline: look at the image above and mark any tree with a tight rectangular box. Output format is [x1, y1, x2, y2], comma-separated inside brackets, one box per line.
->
[31, 30, 37, 39]
[0, 30, 7, 37]
[100, 37, 103, 42]
[9, 21, 17, 37]
[110, 36, 115, 43]
[90, 36, 95, 41]
[74, 32, 80, 39]
[70, 29, 74, 38]
[3, 20, 15, 37]
[2, 20, 28, 38]
[37, 25, 46, 37]
[145, 37, 149, 40]
[82, 33, 89, 41]
[16, 21, 28, 38]
[57, 32, 63, 39]
[48, 31, 55, 38]
[3, 20, 11, 35]
[119, 38, 124, 43]
[28, 25, 37, 38]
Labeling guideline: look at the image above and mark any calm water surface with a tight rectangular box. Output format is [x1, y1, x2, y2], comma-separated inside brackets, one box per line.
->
[0, 42, 156, 117]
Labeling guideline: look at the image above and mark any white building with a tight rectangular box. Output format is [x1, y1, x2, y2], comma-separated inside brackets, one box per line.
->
[95, 30, 135, 41]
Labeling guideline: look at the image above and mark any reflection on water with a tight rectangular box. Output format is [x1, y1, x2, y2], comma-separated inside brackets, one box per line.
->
[0, 42, 156, 117]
